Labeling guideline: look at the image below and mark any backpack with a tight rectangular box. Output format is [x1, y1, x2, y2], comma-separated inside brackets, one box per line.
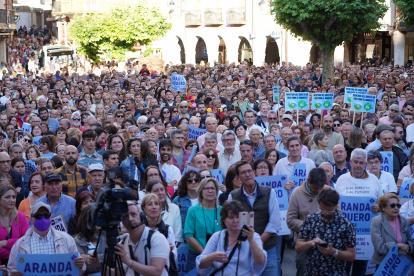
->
[145, 223, 179, 276]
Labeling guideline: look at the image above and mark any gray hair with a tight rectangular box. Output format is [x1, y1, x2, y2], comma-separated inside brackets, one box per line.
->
[303, 123, 313, 131]
[222, 130, 236, 140]
[319, 162, 333, 171]
[170, 129, 184, 140]
[350, 148, 367, 162]
[268, 110, 277, 116]
[71, 111, 80, 119]
[390, 104, 400, 111]
[62, 107, 71, 113]
[342, 122, 353, 127]
[86, 115, 96, 124]
[127, 125, 138, 131]
[264, 133, 276, 141]
[281, 127, 292, 135]
[9, 143, 23, 152]
[205, 132, 217, 140]
[315, 150, 331, 167]
[380, 130, 394, 139]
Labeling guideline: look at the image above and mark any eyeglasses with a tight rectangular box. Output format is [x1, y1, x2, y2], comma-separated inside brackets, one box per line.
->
[72, 118, 81, 121]
[33, 213, 52, 220]
[387, 203, 402, 209]
[187, 178, 199, 183]
[163, 111, 170, 114]
[79, 103, 87, 107]
[318, 208, 336, 215]
[386, 86, 393, 88]
[179, 106, 187, 108]
[25, 106, 32, 108]
[256, 166, 268, 170]
[149, 121, 157, 125]
[117, 115, 124, 118]
[104, 98, 110, 100]
[57, 131, 66, 135]
[205, 154, 217, 158]
[313, 118, 320, 121]
[201, 175, 212, 179]
[334, 124, 341, 127]
[0, 160, 11, 164]
[145, 112, 151, 115]
[268, 117, 277, 120]
[391, 109, 399, 113]
[390, 96, 397, 99]
[24, 138, 32, 143]
[203, 187, 216, 191]
[378, 102, 385, 106]
[187, 143, 195, 147]
[397, 131, 404, 134]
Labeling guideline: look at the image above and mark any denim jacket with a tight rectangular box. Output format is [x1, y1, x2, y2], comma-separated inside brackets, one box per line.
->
[120, 156, 140, 189]
[172, 194, 192, 240]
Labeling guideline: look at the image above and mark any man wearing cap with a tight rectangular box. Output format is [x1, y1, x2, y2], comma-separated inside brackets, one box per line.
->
[75, 163, 105, 198]
[7, 202, 86, 274]
[280, 114, 294, 128]
[35, 173, 76, 226]
[365, 124, 394, 152]
[55, 145, 89, 198]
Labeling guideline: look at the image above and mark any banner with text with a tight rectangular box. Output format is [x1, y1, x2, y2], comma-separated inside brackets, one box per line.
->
[187, 124, 207, 140]
[291, 162, 307, 189]
[351, 94, 376, 113]
[22, 123, 31, 133]
[177, 245, 189, 276]
[171, 74, 187, 91]
[256, 175, 290, 235]
[399, 178, 414, 199]
[17, 253, 79, 276]
[339, 196, 376, 260]
[379, 152, 394, 174]
[344, 87, 368, 104]
[373, 244, 414, 276]
[285, 92, 309, 110]
[311, 93, 334, 110]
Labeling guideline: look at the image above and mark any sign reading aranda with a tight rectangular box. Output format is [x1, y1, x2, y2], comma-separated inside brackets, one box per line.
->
[187, 124, 207, 140]
[373, 244, 414, 276]
[17, 253, 79, 276]
[379, 152, 394, 174]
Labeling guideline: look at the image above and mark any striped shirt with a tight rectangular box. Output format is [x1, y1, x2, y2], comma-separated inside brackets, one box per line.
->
[30, 229, 55, 254]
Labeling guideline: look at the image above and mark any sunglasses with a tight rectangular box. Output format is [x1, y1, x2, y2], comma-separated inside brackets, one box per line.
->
[104, 98, 110, 100]
[334, 124, 341, 127]
[24, 138, 32, 143]
[180, 106, 187, 108]
[25, 106, 32, 108]
[149, 121, 157, 125]
[201, 175, 212, 179]
[205, 154, 217, 158]
[313, 118, 320, 121]
[72, 118, 81, 121]
[117, 115, 124, 118]
[378, 102, 385, 106]
[388, 203, 402, 209]
[79, 103, 87, 106]
[187, 178, 199, 183]
[33, 213, 52, 220]
[187, 143, 195, 147]
[145, 112, 151, 115]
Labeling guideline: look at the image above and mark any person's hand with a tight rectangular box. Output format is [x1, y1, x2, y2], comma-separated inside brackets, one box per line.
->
[169, 243, 175, 250]
[371, 205, 379, 214]
[219, 184, 226, 192]
[0, 265, 7, 276]
[115, 244, 130, 264]
[318, 243, 335, 256]
[16, 187, 21, 193]
[208, 251, 228, 263]
[308, 237, 323, 247]
[168, 180, 177, 187]
[88, 254, 101, 268]
[396, 243, 410, 254]
[73, 257, 85, 269]
[242, 225, 255, 242]
[284, 181, 295, 191]
[10, 270, 23, 276]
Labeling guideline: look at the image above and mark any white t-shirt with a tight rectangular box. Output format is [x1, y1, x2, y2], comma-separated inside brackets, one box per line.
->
[161, 163, 181, 184]
[378, 171, 398, 194]
[400, 200, 414, 220]
[335, 172, 383, 200]
[0, 96, 10, 105]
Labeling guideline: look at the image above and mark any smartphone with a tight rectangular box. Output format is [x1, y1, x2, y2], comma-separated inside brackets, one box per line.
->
[319, 242, 328, 248]
[17, 131, 23, 141]
[239, 212, 248, 230]
[249, 212, 254, 228]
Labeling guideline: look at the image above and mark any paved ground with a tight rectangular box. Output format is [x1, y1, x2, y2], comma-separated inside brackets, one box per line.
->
[281, 247, 297, 276]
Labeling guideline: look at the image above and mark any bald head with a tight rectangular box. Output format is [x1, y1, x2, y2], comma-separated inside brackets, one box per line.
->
[0, 152, 11, 173]
[332, 144, 347, 164]
[64, 145, 79, 165]
[322, 115, 333, 132]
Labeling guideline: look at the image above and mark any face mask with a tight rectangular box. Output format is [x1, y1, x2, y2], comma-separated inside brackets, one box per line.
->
[34, 217, 51, 231]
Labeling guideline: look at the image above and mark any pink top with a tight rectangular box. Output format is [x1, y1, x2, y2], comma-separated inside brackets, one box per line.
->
[379, 116, 393, 125]
[0, 212, 30, 260]
[389, 217, 403, 243]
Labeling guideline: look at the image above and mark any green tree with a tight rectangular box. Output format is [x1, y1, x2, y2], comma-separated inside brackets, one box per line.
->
[393, 0, 414, 27]
[69, 4, 172, 62]
[270, 0, 388, 82]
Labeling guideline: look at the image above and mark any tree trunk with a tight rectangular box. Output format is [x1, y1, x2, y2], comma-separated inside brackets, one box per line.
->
[321, 48, 335, 86]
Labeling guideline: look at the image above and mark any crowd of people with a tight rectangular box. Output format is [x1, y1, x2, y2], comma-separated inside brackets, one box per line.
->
[0, 25, 413, 276]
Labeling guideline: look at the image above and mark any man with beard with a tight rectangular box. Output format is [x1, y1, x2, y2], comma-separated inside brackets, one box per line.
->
[170, 129, 191, 173]
[94, 128, 107, 151]
[218, 130, 241, 175]
[77, 99, 88, 112]
[54, 145, 89, 198]
[159, 139, 181, 190]
[319, 115, 344, 151]
[38, 106, 59, 132]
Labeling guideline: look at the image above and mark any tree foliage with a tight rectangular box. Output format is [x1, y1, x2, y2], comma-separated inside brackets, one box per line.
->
[68, 4, 172, 62]
[394, 0, 414, 27]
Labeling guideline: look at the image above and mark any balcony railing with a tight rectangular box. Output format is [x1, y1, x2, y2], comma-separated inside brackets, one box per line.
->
[0, 9, 16, 29]
[226, 7, 247, 25]
[185, 10, 202, 27]
[204, 8, 223, 26]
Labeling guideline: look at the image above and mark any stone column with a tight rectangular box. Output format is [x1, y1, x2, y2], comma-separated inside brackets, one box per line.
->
[393, 30, 405, 66]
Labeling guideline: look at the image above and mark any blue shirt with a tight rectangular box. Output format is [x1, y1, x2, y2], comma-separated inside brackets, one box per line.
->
[365, 138, 382, 152]
[35, 193, 76, 225]
[77, 149, 105, 169]
[47, 118, 59, 132]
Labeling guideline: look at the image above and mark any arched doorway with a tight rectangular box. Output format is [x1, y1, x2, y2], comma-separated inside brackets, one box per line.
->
[195, 37, 207, 64]
[310, 45, 322, 63]
[265, 37, 280, 64]
[218, 36, 226, 64]
[238, 37, 252, 64]
[177, 36, 185, 64]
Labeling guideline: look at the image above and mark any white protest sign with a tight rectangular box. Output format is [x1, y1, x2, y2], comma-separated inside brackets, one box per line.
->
[51, 214, 68, 233]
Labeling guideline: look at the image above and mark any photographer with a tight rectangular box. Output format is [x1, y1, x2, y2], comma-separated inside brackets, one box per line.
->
[114, 201, 170, 276]
[196, 201, 266, 276]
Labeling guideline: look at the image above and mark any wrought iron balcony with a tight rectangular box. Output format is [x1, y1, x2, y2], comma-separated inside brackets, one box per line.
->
[0, 9, 16, 30]
[226, 7, 247, 25]
[185, 10, 202, 27]
[204, 8, 223, 26]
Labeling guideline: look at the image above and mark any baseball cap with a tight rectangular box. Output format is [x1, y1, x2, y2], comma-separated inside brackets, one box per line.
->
[30, 202, 51, 216]
[298, 115, 306, 121]
[140, 125, 150, 131]
[44, 173, 61, 184]
[282, 114, 293, 121]
[375, 123, 394, 135]
[88, 163, 104, 173]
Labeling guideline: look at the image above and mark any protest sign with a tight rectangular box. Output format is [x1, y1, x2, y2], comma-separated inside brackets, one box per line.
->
[187, 124, 207, 140]
[51, 214, 67, 233]
[17, 253, 79, 276]
[291, 162, 306, 188]
[351, 94, 376, 113]
[366, 261, 377, 275]
[33, 136, 42, 147]
[344, 87, 368, 104]
[399, 178, 414, 199]
[275, 135, 281, 143]
[256, 175, 290, 235]
[184, 269, 198, 276]
[211, 168, 224, 184]
[285, 93, 309, 110]
[177, 245, 189, 276]
[171, 73, 186, 91]
[379, 152, 393, 174]
[273, 86, 280, 103]
[373, 244, 414, 276]
[311, 93, 334, 110]
[339, 196, 376, 260]
[22, 123, 31, 133]
[410, 225, 414, 240]
[41, 153, 54, 159]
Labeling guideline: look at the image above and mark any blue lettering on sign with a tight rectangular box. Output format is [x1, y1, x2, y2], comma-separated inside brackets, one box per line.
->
[24, 262, 72, 273]
[340, 202, 371, 211]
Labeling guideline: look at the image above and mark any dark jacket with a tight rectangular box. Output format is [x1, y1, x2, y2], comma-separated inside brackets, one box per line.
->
[294, 85, 306, 92]
[378, 145, 408, 182]
[10, 169, 23, 190]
